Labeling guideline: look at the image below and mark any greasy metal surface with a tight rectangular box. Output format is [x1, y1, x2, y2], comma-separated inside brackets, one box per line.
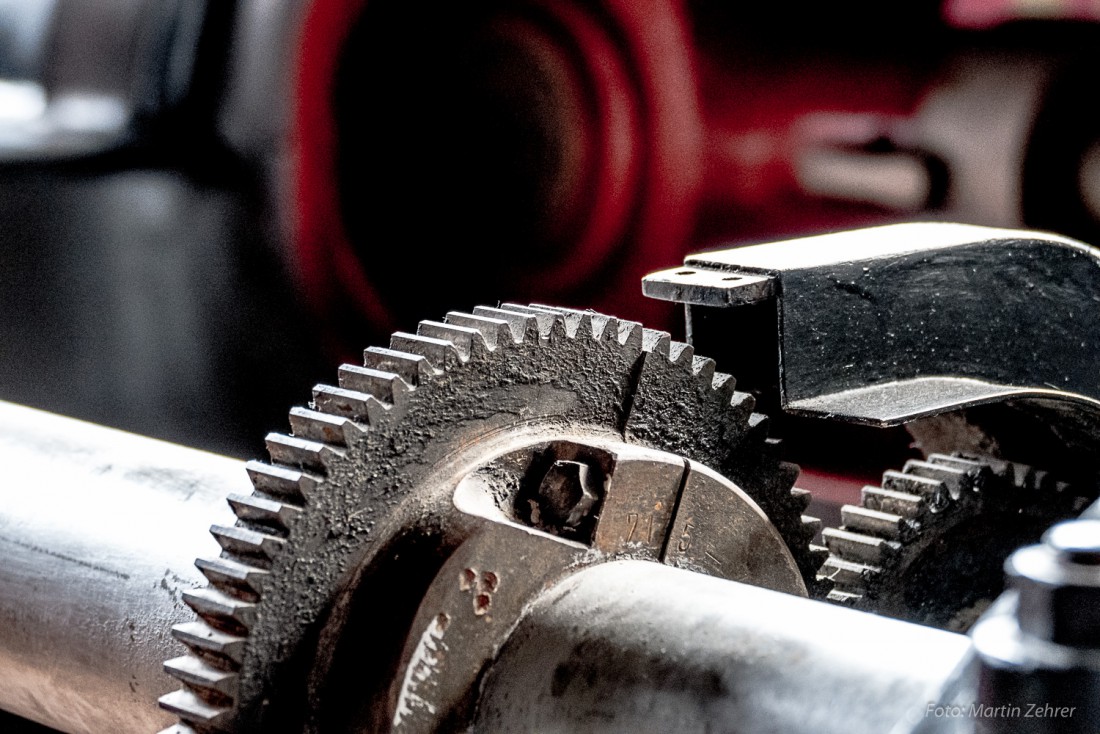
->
[0, 401, 241, 733]
[644, 223, 1100, 426]
[163, 304, 816, 732]
[473, 560, 972, 734]
[386, 439, 804, 732]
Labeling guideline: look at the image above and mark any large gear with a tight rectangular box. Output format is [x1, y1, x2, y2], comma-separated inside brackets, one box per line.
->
[157, 304, 822, 733]
[820, 453, 1097, 630]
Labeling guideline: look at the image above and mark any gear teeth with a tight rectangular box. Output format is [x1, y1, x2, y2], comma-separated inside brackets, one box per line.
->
[498, 303, 568, 340]
[641, 328, 671, 357]
[172, 620, 246, 665]
[165, 655, 239, 698]
[418, 320, 489, 358]
[265, 433, 333, 472]
[313, 384, 388, 424]
[390, 332, 463, 369]
[472, 306, 539, 341]
[928, 454, 989, 472]
[288, 407, 357, 446]
[196, 556, 270, 595]
[211, 524, 285, 559]
[158, 689, 232, 727]
[861, 486, 924, 517]
[445, 312, 513, 349]
[227, 493, 301, 531]
[840, 505, 907, 540]
[338, 365, 411, 405]
[822, 528, 900, 565]
[364, 346, 436, 385]
[526, 304, 597, 340]
[183, 587, 257, 630]
[245, 460, 317, 502]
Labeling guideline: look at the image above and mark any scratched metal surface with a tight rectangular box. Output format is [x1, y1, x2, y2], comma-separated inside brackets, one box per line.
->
[0, 401, 243, 733]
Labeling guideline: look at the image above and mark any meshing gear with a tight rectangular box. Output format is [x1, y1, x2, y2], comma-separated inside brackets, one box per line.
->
[158, 304, 823, 732]
[820, 453, 1097, 630]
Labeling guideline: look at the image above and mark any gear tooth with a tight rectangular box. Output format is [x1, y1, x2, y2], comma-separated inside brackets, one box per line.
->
[902, 460, 969, 499]
[826, 589, 864, 605]
[883, 469, 948, 509]
[211, 524, 285, 560]
[158, 689, 232, 727]
[472, 306, 539, 341]
[590, 313, 618, 342]
[823, 528, 900, 565]
[196, 556, 269, 596]
[819, 555, 880, 590]
[164, 655, 239, 698]
[641, 328, 671, 357]
[445, 311, 513, 349]
[313, 384, 387, 424]
[338, 364, 411, 405]
[668, 341, 694, 367]
[364, 346, 435, 385]
[711, 372, 736, 395]
[809, 543, 830, 566]
[157, 724, 199, 734]
[182, 587, 256, 630]
[841, 505, 906, 540]
[265, 433, 331, 472]
[729, 391, 756, 417]
[390, 332, 463, 369]
[617, 320, 643, 350]
[801, 514, 822, 538]
[861, 486, 924, 517]
[245, 460, 316, 502]
[288, 407, 357, 446]
[418, 320, 489, 358]
[172, 621, 246, 665]
[691, 355, 715, 381]
[791, 487, 813, 511]
[227, 493, 302, 532]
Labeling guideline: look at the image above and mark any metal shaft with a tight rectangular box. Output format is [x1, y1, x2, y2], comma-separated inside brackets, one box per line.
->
[474, 559, 973, 734]
[0, 401, 245, 733]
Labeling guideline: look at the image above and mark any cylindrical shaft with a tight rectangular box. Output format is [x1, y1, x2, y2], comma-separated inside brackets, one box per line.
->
[0, 401, 245, 733]
[475, 560, 973, 734]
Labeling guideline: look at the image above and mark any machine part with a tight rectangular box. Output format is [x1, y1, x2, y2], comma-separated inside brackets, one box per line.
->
[969, 519, 1100, 733]
[159, 304, 821, 732]
[643, 223, 1100, 475]
[472, 559, 972, 734]
[0, 400, 242, 733]
[820, 454, 1097, 630]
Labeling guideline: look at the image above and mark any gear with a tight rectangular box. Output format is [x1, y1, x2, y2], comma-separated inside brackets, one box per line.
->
[820, 453, 1097, 631]
[157, 304, 822, 733]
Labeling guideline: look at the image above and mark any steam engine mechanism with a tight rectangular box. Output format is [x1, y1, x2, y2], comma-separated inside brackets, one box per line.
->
[1, 2, 1100, 734]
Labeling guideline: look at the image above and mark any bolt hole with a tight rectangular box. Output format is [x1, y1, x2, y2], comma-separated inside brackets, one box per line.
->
[675, 269, 696, 276]
[474, 594, 492, 616]
[482, 571, 499, 592]
[460, 568, 477, 591]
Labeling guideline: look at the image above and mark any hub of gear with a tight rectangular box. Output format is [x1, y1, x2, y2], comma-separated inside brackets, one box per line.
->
[820, 453, 1098, 630]
[158, 304, 823, 732]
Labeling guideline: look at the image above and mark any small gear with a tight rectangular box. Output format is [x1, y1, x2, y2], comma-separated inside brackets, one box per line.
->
[158, 304, 822, 733]
[820, 453, 1097, 630]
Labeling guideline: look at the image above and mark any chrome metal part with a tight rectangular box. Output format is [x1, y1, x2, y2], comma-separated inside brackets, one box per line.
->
[160, 304, 820, 733]
[473, 559, 973, 734]
[970, 519, 1100, 733]
[0, 400, 241, 733]
[643, 223, 1100, 429]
